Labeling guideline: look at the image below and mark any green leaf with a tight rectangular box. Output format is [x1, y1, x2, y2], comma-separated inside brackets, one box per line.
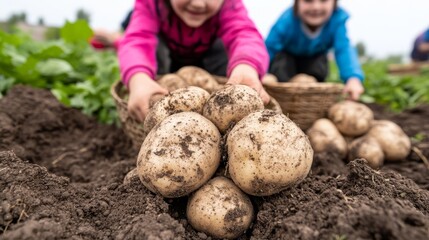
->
[36, 59, 74, 76]
[34, 42, 69, 59]
[51, 88, 71, 106]
[60, 20, 93, 44]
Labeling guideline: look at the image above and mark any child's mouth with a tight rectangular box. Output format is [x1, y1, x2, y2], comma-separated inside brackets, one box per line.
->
[187, 10, 206, 16]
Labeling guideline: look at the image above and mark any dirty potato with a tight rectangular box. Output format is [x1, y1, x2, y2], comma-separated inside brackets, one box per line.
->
[187, 177, 253, 239]
[137, 112, 221, 198]
[144, 86, 210, 134]
[367, 120, 411, 161]
[203, 85, 264, 133]
[262, 74, 278, 84]
[328, 100, 374, 137]
[157, 74, 188, 91]
[348, 136, 384, 169]
[227, 110, 313, 196]
[176, 66, 220, 93]
[307, 118, 348, 159]
[289, 74, 317, 83]
[123, 168, 139, 185]
[265, 97, 283, 114]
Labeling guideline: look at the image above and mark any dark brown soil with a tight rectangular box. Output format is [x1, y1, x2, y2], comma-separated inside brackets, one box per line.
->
[1, 86, 429, 239]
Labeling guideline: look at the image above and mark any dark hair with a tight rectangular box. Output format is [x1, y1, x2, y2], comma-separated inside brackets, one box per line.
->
[294, 0, 338, 15]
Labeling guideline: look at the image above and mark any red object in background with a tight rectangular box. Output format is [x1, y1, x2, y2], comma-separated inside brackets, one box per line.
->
[89, 37, 120, 51]
[90, 37, 108, 49]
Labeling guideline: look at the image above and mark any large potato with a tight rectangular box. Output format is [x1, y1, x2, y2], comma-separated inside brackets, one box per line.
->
[367, 120, 411, 161]
[176, 66, 220, 93]
[187, 177, 253, 239]
[137, 112, 221, 198]
[307, 118, 348, 159]
[227, 110, 313, 196]
[328, 100, 374, 137]
[144, 86, 210, 134]
[348, 136, 384, 169]
[203, 85, 264, 133]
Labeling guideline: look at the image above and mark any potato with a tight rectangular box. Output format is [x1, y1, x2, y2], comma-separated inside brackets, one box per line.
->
[328, 100, 374, 137]
[367, 120, 411, 161]
[137, 112, 221, 198]
[262, 74, 278, 84]
[176, 66, 220, 93]
[144, 86, 210, 134]
[203, 85, 264, 133]
[265, 97, 283, 114]
[148, 74, 189, 107]
[306, 118, 348, 159]
[157, 73, 188, 91]
[290, 74, 317, 83]
[227, 110, 313, 196]
[348, 136, 384, 169]
[123, 168, 138, 185]
[187, 177, 253, 239]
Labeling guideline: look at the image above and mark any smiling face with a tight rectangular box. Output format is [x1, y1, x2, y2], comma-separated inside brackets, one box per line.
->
[296, 0, 336, 28]
[170, 0, 224, 28]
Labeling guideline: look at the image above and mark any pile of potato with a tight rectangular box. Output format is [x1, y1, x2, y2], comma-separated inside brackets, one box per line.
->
[126, 66, 314, 239]
[307, 100, 411, 169]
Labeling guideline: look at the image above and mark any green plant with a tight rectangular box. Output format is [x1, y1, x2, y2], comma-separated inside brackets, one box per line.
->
[0, 20, 120, 124]
[328, 60, 429, 112]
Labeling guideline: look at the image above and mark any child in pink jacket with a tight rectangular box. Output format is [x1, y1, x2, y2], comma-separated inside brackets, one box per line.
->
[118, 0, 270, 122]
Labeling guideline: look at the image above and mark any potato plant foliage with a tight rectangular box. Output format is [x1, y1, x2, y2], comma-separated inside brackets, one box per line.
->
[0, 20, 119, 124]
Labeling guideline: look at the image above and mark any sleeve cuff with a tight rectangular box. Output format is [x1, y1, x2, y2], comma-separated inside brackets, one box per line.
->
[122, 67, 155, 87]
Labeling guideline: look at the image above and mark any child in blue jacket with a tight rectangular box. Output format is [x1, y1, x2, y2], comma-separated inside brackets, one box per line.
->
[266, 0, 364, 100]
[411, 28, 429, 62]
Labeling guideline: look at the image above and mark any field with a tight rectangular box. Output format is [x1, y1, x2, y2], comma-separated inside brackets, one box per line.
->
[1, 21, 429, 239]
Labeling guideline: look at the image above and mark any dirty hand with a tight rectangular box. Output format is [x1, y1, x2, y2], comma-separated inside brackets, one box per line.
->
[343, 78, 364, 101]
[227, 64, 270, 104]
[128, 73, 169, 122]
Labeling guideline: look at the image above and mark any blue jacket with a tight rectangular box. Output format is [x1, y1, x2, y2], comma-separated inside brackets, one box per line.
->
[265, 7, 364, 82]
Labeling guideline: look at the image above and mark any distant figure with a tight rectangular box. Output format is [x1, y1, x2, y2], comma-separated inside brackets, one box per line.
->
[90, 10, 132, 50]
[266, 0, 364, 101]
[411, 28, 429, 62]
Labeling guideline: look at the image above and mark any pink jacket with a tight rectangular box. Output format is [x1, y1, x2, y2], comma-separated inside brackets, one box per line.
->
[118, 0, 269, 85]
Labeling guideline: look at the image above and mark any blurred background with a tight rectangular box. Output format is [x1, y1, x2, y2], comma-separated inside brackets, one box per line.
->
[1, 0, 429, 125]
[1, 0, 428, 60]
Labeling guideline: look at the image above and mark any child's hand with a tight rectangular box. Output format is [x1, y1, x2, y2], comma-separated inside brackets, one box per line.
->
[343, 78, 364, 101]
[92, 29, 122, 48]
[227, 64, 270, 104]
[128, 73, 169, 122]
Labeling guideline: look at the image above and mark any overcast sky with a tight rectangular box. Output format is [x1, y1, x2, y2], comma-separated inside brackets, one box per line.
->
[1, 0, 428, 59]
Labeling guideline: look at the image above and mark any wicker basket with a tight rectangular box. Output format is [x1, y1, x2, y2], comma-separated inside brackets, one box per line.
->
[111, 80, 146, 149]
[263, 82, 344, 130]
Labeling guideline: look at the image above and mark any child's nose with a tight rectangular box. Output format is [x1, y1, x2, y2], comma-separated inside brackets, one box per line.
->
[189, 0, 206, 9]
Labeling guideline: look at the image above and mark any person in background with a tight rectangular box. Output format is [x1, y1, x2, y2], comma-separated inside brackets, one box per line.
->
[411, 27, 429, 62]
[266, 0, 364, 100]
[90, 10, 132, 50]
[118, 0, 270, 122]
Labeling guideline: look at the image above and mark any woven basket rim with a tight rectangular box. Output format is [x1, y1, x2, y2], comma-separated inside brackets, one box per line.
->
[111, 80, 127, 105]
[264, 82, 344, 89]
[264, 82, 344, 94]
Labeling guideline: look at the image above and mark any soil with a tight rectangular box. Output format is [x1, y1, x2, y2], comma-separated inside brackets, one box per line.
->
[1, 86, 429, 240]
